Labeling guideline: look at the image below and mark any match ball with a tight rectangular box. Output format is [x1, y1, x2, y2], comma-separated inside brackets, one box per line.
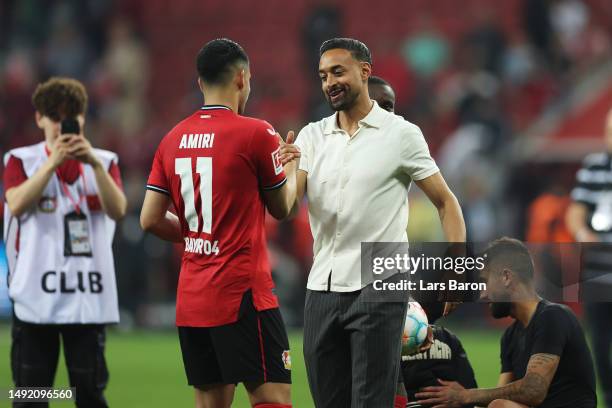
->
[402, 301, 429, 356]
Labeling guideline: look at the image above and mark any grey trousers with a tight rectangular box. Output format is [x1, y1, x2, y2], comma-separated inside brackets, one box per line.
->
[303, 288, 408, 408]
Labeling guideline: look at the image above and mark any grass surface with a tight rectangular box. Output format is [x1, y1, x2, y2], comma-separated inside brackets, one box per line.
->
[0, 326, 604, 407]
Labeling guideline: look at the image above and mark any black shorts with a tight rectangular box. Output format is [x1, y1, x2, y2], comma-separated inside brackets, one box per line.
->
[178, 290, 291, 386]
[11, 315, 109, 408]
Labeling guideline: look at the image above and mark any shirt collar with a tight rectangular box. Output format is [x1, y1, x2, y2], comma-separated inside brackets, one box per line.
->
[359, 100, 387, 128]
[200, 104, 233, 111]
[323, 100, 387, 135]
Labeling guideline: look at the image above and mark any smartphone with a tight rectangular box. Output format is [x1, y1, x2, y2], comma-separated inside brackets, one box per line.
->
[61, 118, 80, 135]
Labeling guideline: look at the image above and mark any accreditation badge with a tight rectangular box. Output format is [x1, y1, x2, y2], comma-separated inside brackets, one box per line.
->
[64, 211, 93, 257]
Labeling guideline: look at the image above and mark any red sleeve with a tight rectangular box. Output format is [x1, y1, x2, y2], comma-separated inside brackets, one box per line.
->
[108, 161, 124, 191]
[146, 146, 170, 195]
[251, 123, 286, 191]
[3, 155, 28, 191]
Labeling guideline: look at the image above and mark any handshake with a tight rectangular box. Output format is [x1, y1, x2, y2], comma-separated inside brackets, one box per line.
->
[277, 130, 301, 166]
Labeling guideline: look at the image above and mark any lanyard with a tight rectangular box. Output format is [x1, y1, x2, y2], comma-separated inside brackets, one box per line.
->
[56, 164, 88, 215]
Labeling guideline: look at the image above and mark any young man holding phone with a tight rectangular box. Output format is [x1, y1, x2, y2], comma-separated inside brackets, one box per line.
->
[3, 77, 126, 407]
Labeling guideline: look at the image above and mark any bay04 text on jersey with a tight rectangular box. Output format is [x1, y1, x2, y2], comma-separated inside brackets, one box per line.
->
[184, 237, 220, 255]
[373, 278, 486, 292]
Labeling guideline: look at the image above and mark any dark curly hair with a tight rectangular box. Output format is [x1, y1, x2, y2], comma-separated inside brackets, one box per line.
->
[32, 77, 88, 121]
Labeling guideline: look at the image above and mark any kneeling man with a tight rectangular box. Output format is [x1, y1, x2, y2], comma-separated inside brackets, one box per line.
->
[416, 237, 597, 408]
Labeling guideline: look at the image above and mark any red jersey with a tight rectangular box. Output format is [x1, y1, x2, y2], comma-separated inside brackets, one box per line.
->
[146, 105, 286, 327]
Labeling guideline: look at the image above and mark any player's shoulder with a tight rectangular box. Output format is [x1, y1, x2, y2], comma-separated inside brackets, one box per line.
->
[237, 115, 277, 138]
[155, 111, 203, 151]
[164, 111, 202, 137]
[581, 152, 610, 169]
[537, 300, 574, 321]
[4, 142, 45, 165]
[436, 325, 460, 342]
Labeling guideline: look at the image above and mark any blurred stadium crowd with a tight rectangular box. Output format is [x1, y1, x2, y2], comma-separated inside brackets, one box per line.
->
[1, 0, 611, 326]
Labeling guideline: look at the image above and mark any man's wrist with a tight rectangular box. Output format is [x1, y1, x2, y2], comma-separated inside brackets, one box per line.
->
[283, 159, 297, 172]
[43, 158, 59, 173]
[90, 156, 104, 171]
[460, 388, 472, 405]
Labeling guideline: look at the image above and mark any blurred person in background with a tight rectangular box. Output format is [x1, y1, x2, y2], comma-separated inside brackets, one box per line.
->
[527, 180, 573, 243]
[524, 178, 573, 301]
[140, 38, 297, 408]
[369, 76, 478, 408]
[367, 75, 396, 113]
[400, 18, 449, 81]
[100, 16, 149, 136]
[286, 38, 465, 408]
[416, 237, 597, 408]
[3, 77, 127, 407]
[566, 107, 612, 408]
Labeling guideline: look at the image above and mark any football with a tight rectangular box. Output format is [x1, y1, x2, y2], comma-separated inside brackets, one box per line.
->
[402, 301, 429, 356]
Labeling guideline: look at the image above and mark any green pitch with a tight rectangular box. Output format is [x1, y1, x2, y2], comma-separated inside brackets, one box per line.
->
[0, 326, 605, 407]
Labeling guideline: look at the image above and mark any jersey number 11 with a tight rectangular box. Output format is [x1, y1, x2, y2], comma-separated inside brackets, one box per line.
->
[175, 157, 212, 234]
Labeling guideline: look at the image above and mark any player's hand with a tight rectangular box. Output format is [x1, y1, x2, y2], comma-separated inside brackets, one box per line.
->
[67, 135, 102, 168]
[47, 135, 75, 169]
[278, 130, 301, 165]
[418, 325, 434, 353]
[415, 379, 467, 407]
[443, 302, 461, 317]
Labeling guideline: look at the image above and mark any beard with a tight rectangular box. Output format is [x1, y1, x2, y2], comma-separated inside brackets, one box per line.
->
[326, 85, 359, 111]
[489, 302, 512, 319]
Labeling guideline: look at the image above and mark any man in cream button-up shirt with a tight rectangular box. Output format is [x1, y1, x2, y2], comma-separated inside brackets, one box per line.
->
[296, 98, 440, 292]
[284, 38, 466, 408]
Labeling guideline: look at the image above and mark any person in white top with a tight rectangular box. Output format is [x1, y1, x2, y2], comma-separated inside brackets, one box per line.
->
[3, 77, 126, 408]
[280, 38, 466, 407]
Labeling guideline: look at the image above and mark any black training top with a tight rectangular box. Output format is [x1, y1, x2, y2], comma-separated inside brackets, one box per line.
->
[402, 325, 478, 407]
[500, 300, 597, 408]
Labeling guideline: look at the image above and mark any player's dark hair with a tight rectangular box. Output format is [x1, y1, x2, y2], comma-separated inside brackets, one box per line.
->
[320, 37, 372, 64]
[368, 76, 390, 87]
[483, 237, 534, 283]
[196, 38, 249, 85]
[32, 77, 88, 121]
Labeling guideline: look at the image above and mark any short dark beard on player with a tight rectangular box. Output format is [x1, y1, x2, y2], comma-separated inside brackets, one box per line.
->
[490, 302, 512, 319]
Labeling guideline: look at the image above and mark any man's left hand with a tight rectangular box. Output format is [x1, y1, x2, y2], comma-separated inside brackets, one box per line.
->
[68, 136, 101, 168]
[415, 379, 467, 408]
[443, 302, 461, 316]
[418, 325, 434, 353]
